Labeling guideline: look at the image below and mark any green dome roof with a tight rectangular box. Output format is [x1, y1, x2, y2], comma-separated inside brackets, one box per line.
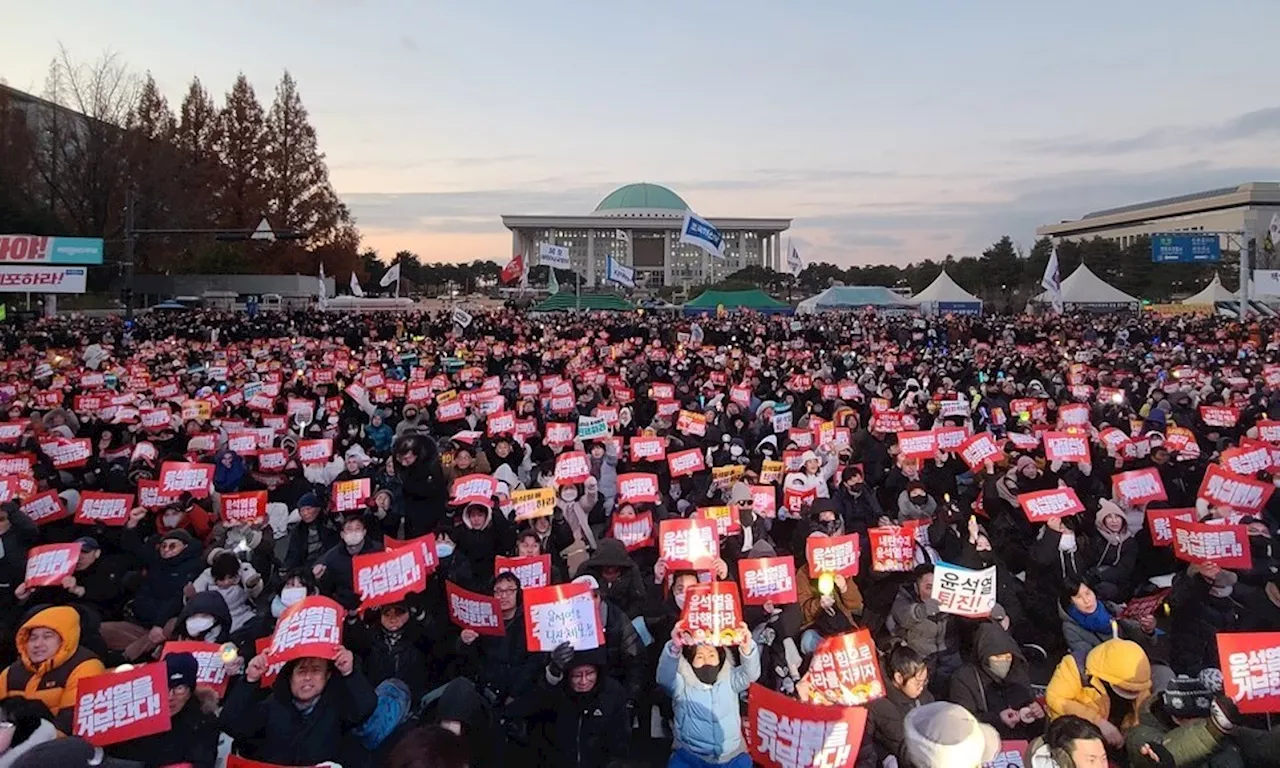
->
[594, 183, 689, 213]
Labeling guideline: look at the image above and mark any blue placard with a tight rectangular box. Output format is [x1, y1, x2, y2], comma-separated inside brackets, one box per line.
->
[1151, 235, 1220, 263]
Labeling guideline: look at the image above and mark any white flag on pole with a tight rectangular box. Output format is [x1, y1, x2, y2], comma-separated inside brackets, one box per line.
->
[605, 256, 635, 288]
[379, 263, 401, 288]
[452, 306, 473, 328]
[786, 243, 804, 277]
[318, 263, 328, 307]
[679, 213, 724, 259]
[1267, 212, 1280, 252]
[539, 243, 571, 269]
[350, 272, 364, 297]
[1041, 245, 1063, 313]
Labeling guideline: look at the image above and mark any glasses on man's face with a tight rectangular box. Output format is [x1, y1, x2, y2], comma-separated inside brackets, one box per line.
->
[493, 587, 518, 596]
[159, 541, 183, 552]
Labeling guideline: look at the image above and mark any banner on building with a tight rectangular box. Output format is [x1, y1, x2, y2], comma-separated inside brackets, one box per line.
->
[0, 235, 104, 265]
[0, 266, 89, 293]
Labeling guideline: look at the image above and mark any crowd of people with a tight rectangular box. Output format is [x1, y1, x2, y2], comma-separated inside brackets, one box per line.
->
[0, 306, 1274, 768]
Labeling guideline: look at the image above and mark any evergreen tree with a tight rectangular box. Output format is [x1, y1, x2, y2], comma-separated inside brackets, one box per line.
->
[174, 77, 222, 229]
[213, 74, 268, 229]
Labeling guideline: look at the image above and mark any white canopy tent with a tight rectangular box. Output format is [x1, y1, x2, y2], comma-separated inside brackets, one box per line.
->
[911, 270, 982, 315]
[1181, 274, 1237, 304]
[1034, 263, 1140, 311]
[796, 286, 915, 314]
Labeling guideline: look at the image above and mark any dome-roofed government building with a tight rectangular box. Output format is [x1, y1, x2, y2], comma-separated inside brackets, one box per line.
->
[502, 183, 791, 292]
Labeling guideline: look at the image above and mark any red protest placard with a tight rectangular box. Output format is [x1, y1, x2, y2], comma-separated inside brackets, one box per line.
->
[73, 492, 133, 527]
[554, 451, 591, 486]
[696, 505, 742, 538]
[73, 663, 171, 747]
[266, 596, 343, 663]
[1057, 403, 1090, 428]
[226, 431, 258, 456]
[629, 436, 667, 463]
[354, 546, 427, 609]
[220, 490, 267, 525]
[1112, 468, 1167, 506]
[24, 542, 80, 587]
[1198, 464, 1275, 513]
[1217, 631, 1280, 714]
[450, 474, 497, 506]
[957, 432, 1004, 472]
[1222, 444, 1273, 476]
[782, 486, 817, 517]
[1119, 589, 1171, 620]
[933, 426, 969, 453]
[43, 437, 92, 469]
[1017, 487, 1085, 522]
[608, 512, 655, 551]
[676, 581, 745, 646]
[524, 582, 605, 652]
[495, 555, 551, 589]
[897, 431, 938, 460]
[1042, 432, 1089, 463]
[296, 439, 333, 465]
[616, 473, 660, 504]
[1146, 508, 1195, 546]
[137, 479, 181, 510]
[869, 521, 921, 573]
[801, 628, 885, 706]
[446, 581, 505, 636]
[751, 485, 777, 519]
[332, 478, 371, 514]
[1172, 519, 1252, 570]
[806, 534, 860, 577]
[746, 683, 868, 768]
[677, 410, 707, 437]
[738, 557, 797, 606]
[386, 533, 439, 577]
[667, 448, 706, 478]
[159, 461, 214, 498]
[161, 641, 230, 696]
[1200, 406, 1240, 428]
[658, 518, 719, 570]
[20, 490, 69, 526]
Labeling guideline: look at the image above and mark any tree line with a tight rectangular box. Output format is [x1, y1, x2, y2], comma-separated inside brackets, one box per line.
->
[0, 50, 359, 290]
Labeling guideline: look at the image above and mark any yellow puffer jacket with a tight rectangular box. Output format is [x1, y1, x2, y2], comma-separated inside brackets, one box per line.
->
[1045, 638, 1152, 730]
[0, 606, 105, 730]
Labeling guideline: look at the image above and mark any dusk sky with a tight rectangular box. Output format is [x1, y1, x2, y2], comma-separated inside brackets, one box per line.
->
[6, 1, 1279, 267]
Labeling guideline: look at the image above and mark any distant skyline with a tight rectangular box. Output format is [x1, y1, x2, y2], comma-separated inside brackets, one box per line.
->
[5, 1, 1279, 267]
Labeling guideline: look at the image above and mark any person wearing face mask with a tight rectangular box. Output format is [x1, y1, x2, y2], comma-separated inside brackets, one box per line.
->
[452, 500, 516, 593]
[1046, 637, 1153, 751]
[833, 466, 884, 536]
[657, 614, 760, 768]
[313, 513, 385, 611]
[365, 411, 394, 456]
[504, 644, 631, 768]
[551, 483, 596, 576]
[897, 480, 938, 524]
[949, 622, 1045, 740]
[1167, 562, 1239, 676]
[270, 570, 319, 620]
[172, 591, 233, 648]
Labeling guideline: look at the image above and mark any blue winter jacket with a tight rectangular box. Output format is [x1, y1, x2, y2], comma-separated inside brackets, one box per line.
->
[656, 639, 761, 763]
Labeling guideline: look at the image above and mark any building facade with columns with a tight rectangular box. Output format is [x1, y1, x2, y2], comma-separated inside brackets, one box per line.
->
[501, 183, 791, 291]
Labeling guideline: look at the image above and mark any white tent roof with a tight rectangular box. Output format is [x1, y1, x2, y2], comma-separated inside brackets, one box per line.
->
[795, 286, 914, 314]
[1035, 263, 1140, 307]
[911, 270, 982, 305]
[1182, 274, 1236, 304]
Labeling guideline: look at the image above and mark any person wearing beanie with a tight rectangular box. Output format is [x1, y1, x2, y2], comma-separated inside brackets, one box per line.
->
[901, 701, 1000, 768]
[109, 652, 219, 767]
[1123, 672, 1243, 768]
[115, 507, 206, 658]
[283, 489, 342, 571]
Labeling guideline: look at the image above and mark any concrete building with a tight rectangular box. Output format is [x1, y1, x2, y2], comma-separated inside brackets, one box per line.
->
[129, 274, 332, 308]
[1037, 182, 1280, 249]
[501, 183, 791, 291]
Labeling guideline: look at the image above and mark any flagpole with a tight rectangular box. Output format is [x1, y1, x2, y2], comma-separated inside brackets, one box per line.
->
[394, 254, 400, 299]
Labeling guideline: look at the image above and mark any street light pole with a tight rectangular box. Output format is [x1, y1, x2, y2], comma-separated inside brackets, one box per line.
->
[123, 189, 136, 321]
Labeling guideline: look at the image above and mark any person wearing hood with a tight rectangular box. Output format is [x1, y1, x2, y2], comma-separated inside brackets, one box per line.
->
[170, 589, 235, 652]
[110, 652, 220, 768]
[1089, 499, 1139, 601]
[506, 643, 631, 768]
[795, 504, 863, 652]
[395, 404, 425, 437]
[456, 571, 541, 706]
[117, 510, 206, 659]
[868, 645, 934, 764]
[571, 575, 646, 706]
[395, 434, 449, 538]
[948, 622, 1045, 740]
[280, 492, 335, 569]
[901, 701, 1001, 768]
[833, 465, 884, 535]
[657, 615, 760, 768]
[213, 449, 250, 493]
[898, 480, 938, 524]
[314, 513, 385, 610]
[221, 647, 378, 768]
[369, 486, 403, 541]
[345, 601, 435, 703]
[1045, 637, 1154, 750]
[452, 500, 515, 593]
[1167, 562, 1239, 676]
[576, 539, 647, 619]
[0, 606, 104, 731]
[365, 411, 394, 456]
